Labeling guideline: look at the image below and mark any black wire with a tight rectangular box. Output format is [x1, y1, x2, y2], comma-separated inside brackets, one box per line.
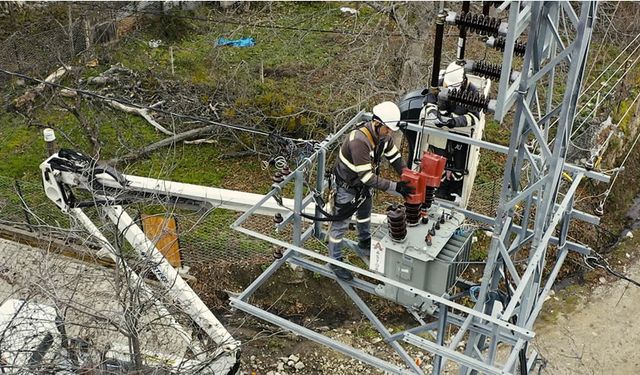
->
[0, 67, 310, 144]
[70, 2, 425, 41]
[603, 264, 640, 287]
[585, 253, 640, 287]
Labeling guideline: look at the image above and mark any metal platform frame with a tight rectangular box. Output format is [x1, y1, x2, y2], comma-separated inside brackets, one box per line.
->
[231, 1, 608, 374]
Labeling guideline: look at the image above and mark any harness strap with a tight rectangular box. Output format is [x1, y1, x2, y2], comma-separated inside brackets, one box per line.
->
[300, 184, 370, 222]
[358, 126, 376, 148]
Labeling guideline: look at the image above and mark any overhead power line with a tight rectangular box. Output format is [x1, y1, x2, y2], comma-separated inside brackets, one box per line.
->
[71, 2, 419, 40]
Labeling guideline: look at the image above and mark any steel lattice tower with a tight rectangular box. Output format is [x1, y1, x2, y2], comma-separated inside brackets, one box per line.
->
[459, 1, 602, 373]
[229, 1, 611, 374]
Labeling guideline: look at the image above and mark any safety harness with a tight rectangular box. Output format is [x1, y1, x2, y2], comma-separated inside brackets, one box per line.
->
[299, 124, 378, 222]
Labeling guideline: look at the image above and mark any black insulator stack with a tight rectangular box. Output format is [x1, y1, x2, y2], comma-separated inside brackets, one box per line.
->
[432, 13, 446, 88]
[405, 203, 421, 226]
[455, 12, 501, 37]
[492, 37, 526, 57]
[424, 187, 436, 209]
[472, 61, 502, 79]
[387, 205, 407, 242]
[447, 88, 490, 113]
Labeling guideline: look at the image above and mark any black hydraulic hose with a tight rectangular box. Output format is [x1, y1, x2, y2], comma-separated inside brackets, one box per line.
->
[457, 1, 471, 62]
[519, 341, 528, 374]
[431, 12, 446, 88]
[300, 199, 363, 222]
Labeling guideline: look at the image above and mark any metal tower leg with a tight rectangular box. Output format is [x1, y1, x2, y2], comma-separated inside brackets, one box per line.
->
[462, 1, 598, 373]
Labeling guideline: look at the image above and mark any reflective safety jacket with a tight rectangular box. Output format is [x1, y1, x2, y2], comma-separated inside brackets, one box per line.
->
[423, 88, 481, 128]
[333, 121, 406, 192]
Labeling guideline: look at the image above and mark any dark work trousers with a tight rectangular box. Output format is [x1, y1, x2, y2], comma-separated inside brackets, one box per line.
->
[327, 185, 372, 260]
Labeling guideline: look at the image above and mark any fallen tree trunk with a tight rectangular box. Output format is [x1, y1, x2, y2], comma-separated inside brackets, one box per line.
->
[108, 125, 218, 165]
[57, 88, 174, 136]
[107, 99, 174, 135]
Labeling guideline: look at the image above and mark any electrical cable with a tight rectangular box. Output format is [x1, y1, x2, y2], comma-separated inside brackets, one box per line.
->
[572, 48, 640, 137]
[584, 1, 621, 84]
[533, 42, 640, 156]
[595, 89, 640, 206]
[0, 67, 315, 145]
[70, 2, 426, 41]
[534, 33, 640, 150]
[580, 31, 640, 101]
[584, 252, 640, 288]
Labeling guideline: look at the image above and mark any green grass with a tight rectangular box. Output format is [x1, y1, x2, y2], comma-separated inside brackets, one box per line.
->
[104, 2, 382, 137]
[127, 145, 229, 186]
[0, 114, 48, 180]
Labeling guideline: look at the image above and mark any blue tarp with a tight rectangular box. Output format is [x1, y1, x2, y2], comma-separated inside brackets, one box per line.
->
[216, 37, 255, 47]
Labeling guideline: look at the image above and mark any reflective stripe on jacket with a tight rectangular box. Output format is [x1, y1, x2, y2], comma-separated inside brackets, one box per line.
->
[333, 121, 406, 192]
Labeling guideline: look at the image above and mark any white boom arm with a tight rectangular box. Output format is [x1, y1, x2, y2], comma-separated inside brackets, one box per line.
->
[40, 150, 240, 374]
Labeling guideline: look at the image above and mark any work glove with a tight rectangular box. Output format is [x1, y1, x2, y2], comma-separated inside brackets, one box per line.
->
[445, 118, 457, 128]
[435, 117, 457, 128]
[395, 181, 415, 198]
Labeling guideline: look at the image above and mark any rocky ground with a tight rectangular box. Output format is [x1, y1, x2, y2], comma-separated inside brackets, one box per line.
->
[533, 245, 640, 374]
[232, 234, 640, 375]
[2, 231, 638, 375]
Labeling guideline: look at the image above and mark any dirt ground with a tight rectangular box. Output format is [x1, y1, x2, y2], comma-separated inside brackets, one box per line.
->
[534, 248, 640, 374]
[2, 233, 639, 374]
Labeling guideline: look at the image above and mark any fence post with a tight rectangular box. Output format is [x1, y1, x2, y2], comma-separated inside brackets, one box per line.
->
[43, 128, 58, 156]
[170, 46, 175, 75]
[13, 40, 21, 71]
[14, 180, 33, 231]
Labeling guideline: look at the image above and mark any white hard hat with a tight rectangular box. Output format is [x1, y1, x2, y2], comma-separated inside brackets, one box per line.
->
[372, 101, 401, 131]
[443, 62, 465, 88]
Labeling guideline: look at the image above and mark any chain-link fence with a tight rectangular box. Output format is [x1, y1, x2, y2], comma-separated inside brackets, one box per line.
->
[0, 174, 276, 267]
[0, 2, 152, 87]
[0, 20, 88, 84]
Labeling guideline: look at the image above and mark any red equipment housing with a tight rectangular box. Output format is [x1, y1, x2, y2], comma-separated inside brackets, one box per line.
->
[399, 152, 447, 205]
[400, 169, 425, 204]
[420, 152, 447, 188]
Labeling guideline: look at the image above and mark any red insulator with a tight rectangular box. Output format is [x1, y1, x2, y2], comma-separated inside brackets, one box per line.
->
[420, 152, 447, 188]
[400, 168, 425, 205]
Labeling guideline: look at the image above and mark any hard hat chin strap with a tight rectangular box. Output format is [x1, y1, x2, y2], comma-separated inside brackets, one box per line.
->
[371, 115, 385, 126]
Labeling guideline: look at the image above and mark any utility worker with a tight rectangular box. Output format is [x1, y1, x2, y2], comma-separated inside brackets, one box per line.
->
[423, 72, 480, 202]
[328, 101, 414, 281]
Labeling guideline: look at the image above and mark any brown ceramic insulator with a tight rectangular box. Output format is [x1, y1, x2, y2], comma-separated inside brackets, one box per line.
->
[272, 247, 284, 259]
[405, 203, 421, 226]
[387, 205, 407, 242]
[273, 213, 283, 224]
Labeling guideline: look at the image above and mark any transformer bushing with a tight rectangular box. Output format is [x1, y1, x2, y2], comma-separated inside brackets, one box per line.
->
[386, 205, 407, 242]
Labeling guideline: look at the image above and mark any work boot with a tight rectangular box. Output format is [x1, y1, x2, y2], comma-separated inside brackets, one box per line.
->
[330, 263, 353, 281]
